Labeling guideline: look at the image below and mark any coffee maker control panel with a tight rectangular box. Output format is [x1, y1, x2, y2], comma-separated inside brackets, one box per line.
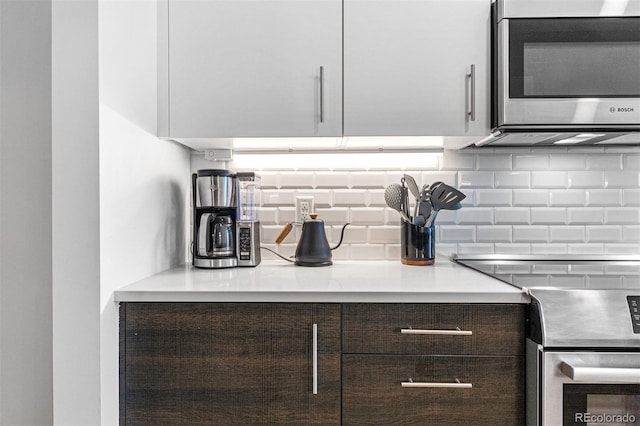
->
[236, 222, 261, 267]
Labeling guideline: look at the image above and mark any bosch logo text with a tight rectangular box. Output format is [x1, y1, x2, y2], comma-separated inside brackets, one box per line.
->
[610, 107, 635, 113]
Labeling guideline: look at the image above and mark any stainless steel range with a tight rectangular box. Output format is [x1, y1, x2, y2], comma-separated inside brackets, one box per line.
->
[452, 254, 640, 426]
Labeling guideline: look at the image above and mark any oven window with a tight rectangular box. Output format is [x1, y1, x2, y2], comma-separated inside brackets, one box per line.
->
[563, 384, 640, 425]
[509, 18, 640, 98]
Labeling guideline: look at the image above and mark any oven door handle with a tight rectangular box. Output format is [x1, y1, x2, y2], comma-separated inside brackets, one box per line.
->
[560, 362, 640, 384]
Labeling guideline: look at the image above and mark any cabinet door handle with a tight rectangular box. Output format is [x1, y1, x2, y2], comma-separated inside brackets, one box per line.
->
[467, 64, 476, 122]
[401, 379, 472, 389]
[319, 66, 324, 123]
[400, 328, 472, 336]
[312, 323, 318, 394]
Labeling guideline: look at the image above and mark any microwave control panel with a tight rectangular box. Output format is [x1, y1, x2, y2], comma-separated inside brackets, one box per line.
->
[628, 296, 640, 334]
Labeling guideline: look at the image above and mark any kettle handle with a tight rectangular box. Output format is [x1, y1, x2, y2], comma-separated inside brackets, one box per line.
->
[330, 223, 350, 251]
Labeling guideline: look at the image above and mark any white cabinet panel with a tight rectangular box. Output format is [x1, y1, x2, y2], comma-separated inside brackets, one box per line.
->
[167, 0, 342, 138]
[344, 0, 491, 136]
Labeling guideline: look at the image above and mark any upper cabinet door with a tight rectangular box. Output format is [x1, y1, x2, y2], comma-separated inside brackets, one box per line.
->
[344, 0, 490, 136]
[167, 0, 342, 138]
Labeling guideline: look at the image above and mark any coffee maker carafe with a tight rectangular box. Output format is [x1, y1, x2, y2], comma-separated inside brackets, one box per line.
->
[192, 169, 238, 268]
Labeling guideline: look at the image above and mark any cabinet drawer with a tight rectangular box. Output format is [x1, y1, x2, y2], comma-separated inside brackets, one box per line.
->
[342, 354, 524, 425]
[342, 303, 524, 355]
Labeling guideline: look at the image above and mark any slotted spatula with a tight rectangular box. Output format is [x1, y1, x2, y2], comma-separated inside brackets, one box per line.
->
[430, 183, 466, 211]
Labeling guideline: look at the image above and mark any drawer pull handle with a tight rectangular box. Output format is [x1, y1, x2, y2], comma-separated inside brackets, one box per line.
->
[312, 323, 318, 395]
[400, 327, 472, 336]
[402, 378, 472, 389]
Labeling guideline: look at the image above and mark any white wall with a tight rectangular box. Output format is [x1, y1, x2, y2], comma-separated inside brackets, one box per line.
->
[99, 1, 191, 424]
[0, 1, 53, 424]
[52, 0, 101, 424]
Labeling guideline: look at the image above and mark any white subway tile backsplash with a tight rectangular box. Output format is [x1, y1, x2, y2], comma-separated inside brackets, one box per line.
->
[257, 171, 280, 189]
[624, 154, 640, 170]
[279, 172, 315, 188]
[495, 208, 530, 225]
[495, 171, 530, 188]
[299, 189, 332, 208]
[623, 189, 640, 206]
[439, 225, 475, 242]
[351, 171, 386, 189]
[278, 207, 296, 223]
[349, 244, 386, 260]
[457, 243, 494, 254]
[350, 207, 385, 225]
[477, 154, 512, 171]
[531, 208, 567, 225]
[258, 207, 278, 224]
[587, 155, 622, 171]
[549, 190, 586, 207]
[456, 208, 493, 225]
[531, 244, 568, 254]
[314, 172, 351, 189]
[568, 244, 604, 254]
[549, 226, 586, 242]
[568, 208, 604, 225]
[532, 171, 567, 189]
[586, 189, 621, 207]
[477, 226, 512, 242]
[332, 225, 367, 244]
[368, 225, 401, 244]
[244, 152, 638, 259]
[315, 207, 349, 224]
[549, 155, 586, 170]
[513, 154, 549, 170]
[476, 189, 512, 207]
[605, 171, 640, 188]
[568, 171, 605, 188]
[262, 189, 296, 206]
[333, 189, 367, 207]
[513, 226, 549, 242]
[623, 225, 640, 243]
[420, 171, 457, 187]
[513, 190, 549, 206]
[368, 189, 387, 207]
[495, 243, 531, 253]
[605, 208, 640, 224]
[441, 150, 475, 170]
[385, 244, 401, 260]
[587, 226, 622, 243]
[459, 172, 494, 188]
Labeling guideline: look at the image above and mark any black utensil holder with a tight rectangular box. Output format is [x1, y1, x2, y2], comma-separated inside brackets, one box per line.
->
[401, 221, 435, 265]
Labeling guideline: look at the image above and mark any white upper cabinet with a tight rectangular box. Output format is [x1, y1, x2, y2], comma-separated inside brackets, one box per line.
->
[343, 0, 491, 136]
[163, 0, 342, 138]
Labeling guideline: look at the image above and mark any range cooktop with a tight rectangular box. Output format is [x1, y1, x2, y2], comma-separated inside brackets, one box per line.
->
[451, 254, 640, 347]
[451, 254, 640, 291]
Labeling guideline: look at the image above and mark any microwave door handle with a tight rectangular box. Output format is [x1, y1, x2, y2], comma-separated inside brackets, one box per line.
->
[560, 362, 640, 384]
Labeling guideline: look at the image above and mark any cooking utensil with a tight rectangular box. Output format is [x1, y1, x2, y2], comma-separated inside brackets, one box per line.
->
[384, 184, 411, 223]
[403, 174, 421, 217]
[430, 183, 466, 211]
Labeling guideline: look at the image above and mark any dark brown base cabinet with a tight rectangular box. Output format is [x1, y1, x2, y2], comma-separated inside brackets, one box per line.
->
[120, 303, 524, 425]
[120, 303, 341, 425]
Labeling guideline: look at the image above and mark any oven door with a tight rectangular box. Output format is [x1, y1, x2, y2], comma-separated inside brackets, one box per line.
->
[542, 352, 640, 426]
[497, 17, 640, 128]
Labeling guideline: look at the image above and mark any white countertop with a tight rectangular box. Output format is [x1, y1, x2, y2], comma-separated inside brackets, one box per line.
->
[114, 259, 529, 304]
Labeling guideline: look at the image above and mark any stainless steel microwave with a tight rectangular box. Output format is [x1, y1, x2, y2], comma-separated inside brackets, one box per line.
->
[487, 0, 640, 146]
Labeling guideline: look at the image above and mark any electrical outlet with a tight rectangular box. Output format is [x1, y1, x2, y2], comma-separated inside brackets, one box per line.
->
[295, 196, 314, 223]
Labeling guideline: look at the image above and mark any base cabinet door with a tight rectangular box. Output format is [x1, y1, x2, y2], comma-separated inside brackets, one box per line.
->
[342, 355, 524, 425]
[120, 303, 341, 425]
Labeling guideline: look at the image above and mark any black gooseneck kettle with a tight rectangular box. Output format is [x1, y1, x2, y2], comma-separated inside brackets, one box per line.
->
[275, 214, 349, 266]
[294, 215, 349, 266]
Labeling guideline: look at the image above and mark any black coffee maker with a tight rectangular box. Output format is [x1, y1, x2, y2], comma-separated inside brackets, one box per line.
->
[192, 169, 238, 268]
